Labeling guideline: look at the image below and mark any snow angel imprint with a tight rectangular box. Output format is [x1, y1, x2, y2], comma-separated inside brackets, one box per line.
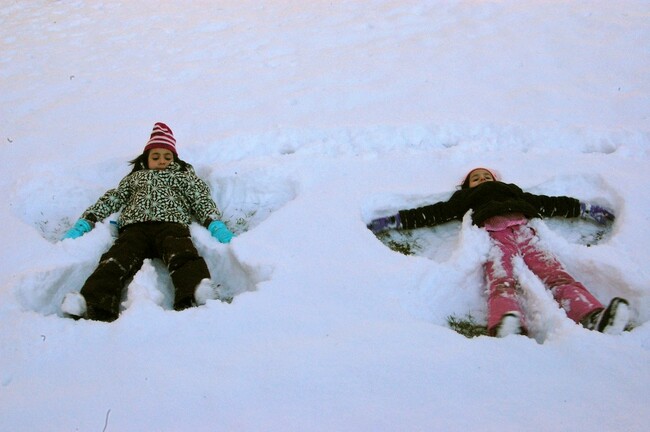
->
[367, 167, 631, 337]
[60, 122, 235, 322]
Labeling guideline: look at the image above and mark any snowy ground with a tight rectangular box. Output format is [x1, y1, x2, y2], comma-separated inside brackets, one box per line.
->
[1, 1, 649, 431]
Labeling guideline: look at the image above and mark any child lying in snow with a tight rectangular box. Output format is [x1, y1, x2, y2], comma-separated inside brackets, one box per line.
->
[60, 122, 235, 322]
[367, 167, 631, 337]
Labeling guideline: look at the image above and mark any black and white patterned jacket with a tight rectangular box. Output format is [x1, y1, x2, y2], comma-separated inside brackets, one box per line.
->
[82, 162, 221, 229]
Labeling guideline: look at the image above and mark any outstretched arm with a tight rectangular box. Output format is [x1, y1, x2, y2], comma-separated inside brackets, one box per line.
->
[184, 169, 235, 244]
[61, 177, 131, 240]
[368, 191, 465, 234]
[524, 191, 615, 225]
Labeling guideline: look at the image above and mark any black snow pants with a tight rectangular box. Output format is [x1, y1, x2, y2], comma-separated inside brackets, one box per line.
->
[80, 222, 211, 321]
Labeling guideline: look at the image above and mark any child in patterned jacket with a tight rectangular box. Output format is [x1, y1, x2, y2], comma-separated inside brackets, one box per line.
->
[60, 122, 235, 322]
[368, 167, 631, 337]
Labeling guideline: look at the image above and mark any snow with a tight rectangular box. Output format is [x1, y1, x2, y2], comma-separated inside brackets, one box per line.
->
[1, 0, 649, 430]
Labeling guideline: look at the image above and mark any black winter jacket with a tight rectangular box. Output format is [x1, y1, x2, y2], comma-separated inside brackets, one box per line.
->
[398, 181, 581, 229]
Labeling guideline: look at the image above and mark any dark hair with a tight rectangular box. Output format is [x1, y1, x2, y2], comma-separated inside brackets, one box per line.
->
[460, 174, 473, 190]
[129, 150, 189, 173]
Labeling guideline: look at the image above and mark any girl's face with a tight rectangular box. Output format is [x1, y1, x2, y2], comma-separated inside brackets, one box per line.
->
[148, 148, 174, 170]
[467, 169, 495, 188]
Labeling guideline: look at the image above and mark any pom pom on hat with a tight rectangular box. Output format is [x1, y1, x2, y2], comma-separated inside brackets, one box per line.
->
[144, 122, 177, 155]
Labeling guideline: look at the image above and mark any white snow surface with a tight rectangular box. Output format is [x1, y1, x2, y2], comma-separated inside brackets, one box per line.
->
[1, 1, 650, 431]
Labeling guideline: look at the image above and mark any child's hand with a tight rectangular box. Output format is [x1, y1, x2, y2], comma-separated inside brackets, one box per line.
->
[208, 220, 235, 244]
[367, 214, 401, 234]
[580, 203, 615, 225]
[62, 219, 93, 240]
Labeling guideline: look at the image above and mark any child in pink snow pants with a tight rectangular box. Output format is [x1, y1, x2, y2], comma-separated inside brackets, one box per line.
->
[367, 167, 631, 337]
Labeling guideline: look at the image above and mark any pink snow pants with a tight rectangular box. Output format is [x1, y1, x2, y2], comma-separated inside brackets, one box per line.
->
[485, 223, 603, 335]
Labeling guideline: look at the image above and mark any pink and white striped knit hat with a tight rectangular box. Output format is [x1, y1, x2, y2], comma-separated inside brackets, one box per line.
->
[143, 122, 177, 155]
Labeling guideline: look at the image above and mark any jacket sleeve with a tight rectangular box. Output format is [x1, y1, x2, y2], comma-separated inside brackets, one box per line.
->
[81, 176, 132, 223]
[398, 191, 467, 229]
[184, 169, 223, 227]
[522, 192, 581, 219]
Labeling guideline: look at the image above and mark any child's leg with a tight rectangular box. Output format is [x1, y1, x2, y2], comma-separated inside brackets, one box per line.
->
[155, 223, 211, 310]
[517, 225, 603, 323]
[80, 226, 149, 321]
[486, 228, 527, 335]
